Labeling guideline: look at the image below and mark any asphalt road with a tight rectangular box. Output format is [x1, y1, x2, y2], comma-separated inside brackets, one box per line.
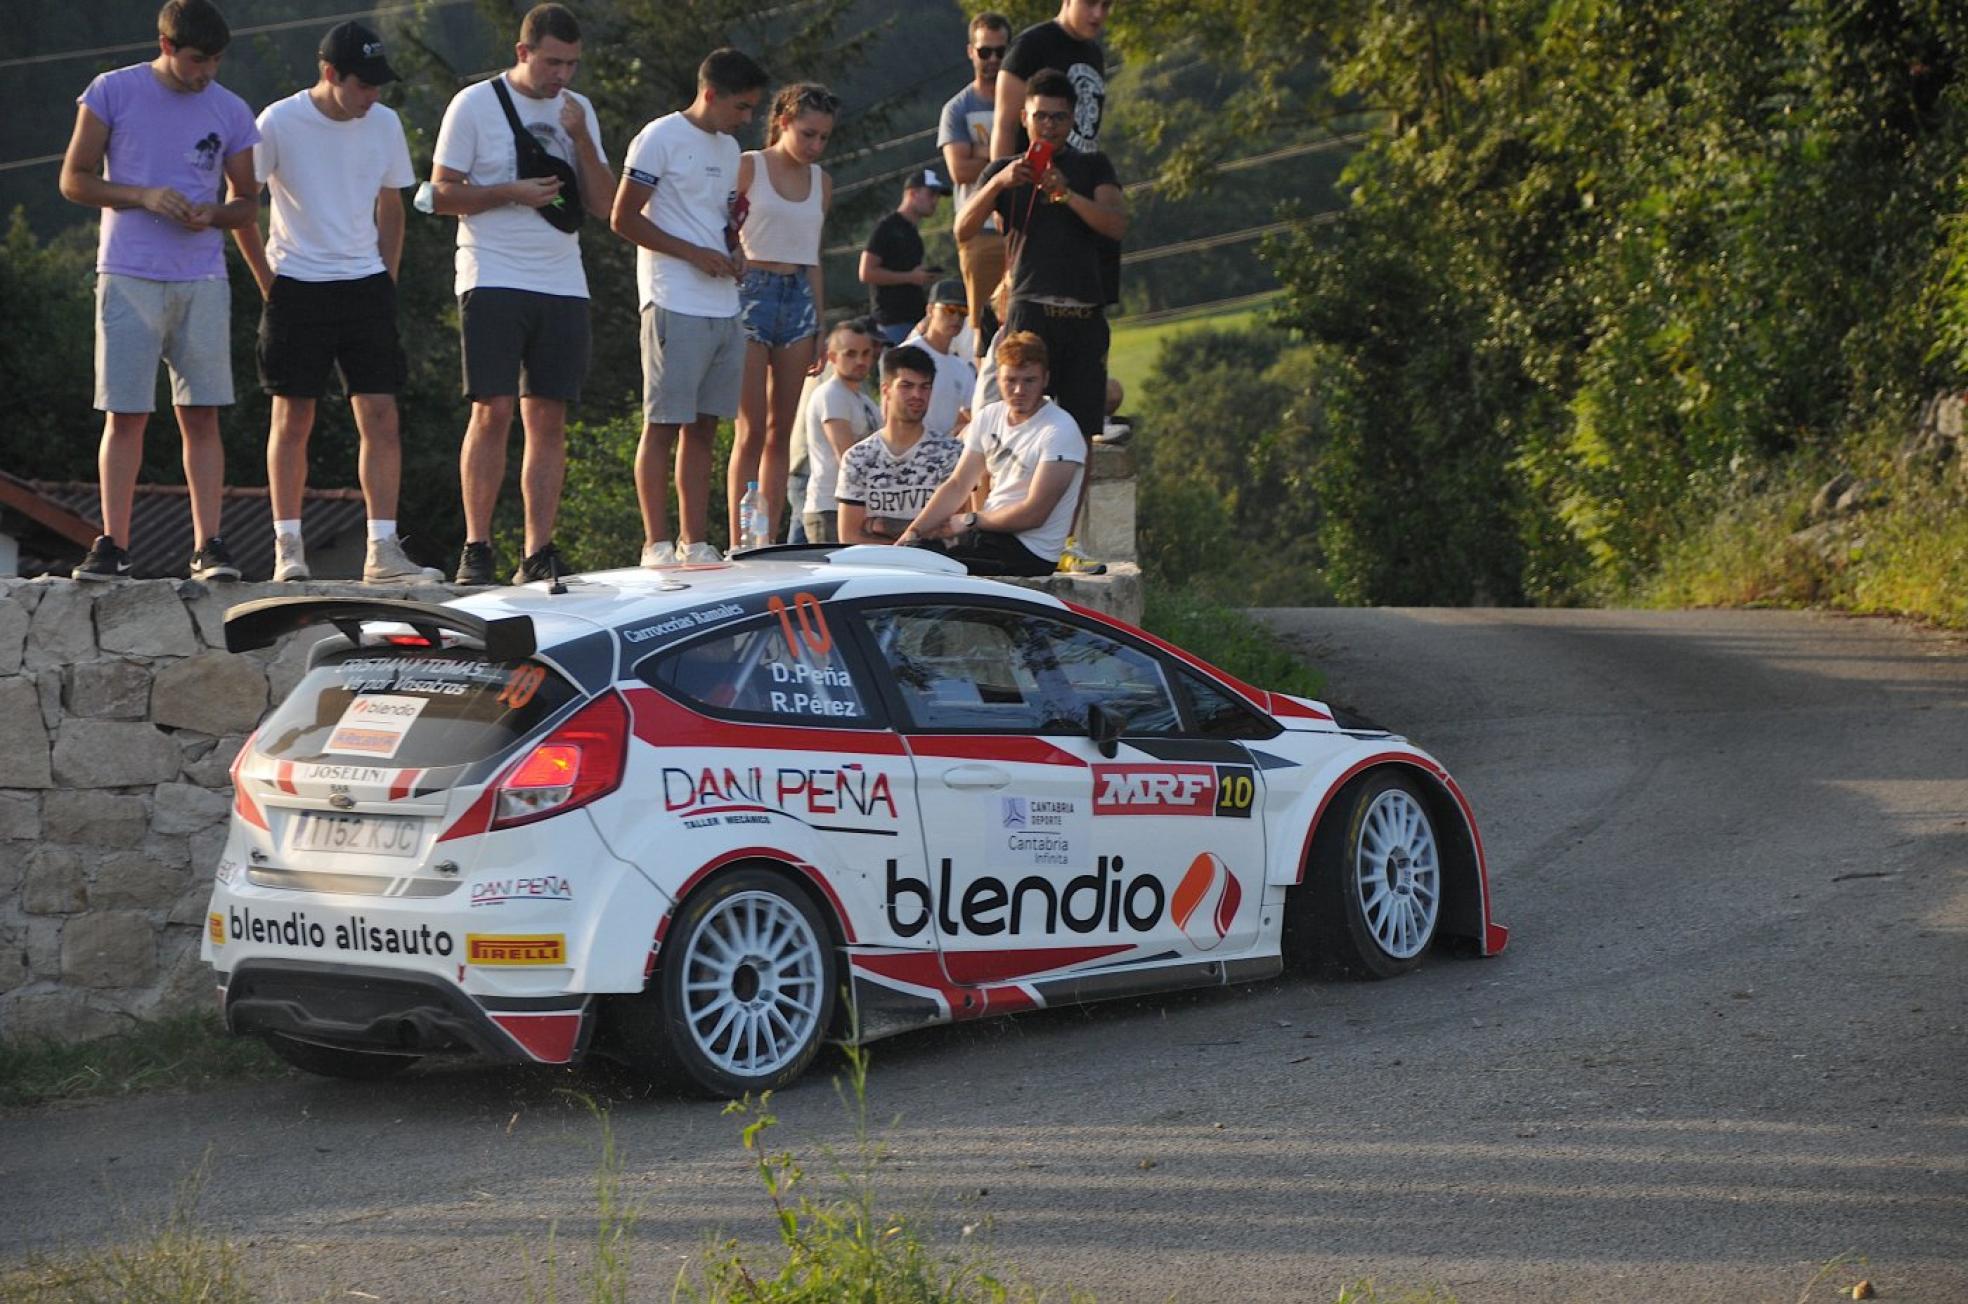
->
[4, 609, 1964, 1302]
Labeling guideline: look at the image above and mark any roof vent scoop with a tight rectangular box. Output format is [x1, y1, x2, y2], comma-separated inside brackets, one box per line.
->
[826, 545, 969, 575]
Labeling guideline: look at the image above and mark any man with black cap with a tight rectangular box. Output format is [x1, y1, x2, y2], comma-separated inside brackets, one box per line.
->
[230, 20, 439, 583]
[899, 278, 978, 439]
[858, 168, 950, 345]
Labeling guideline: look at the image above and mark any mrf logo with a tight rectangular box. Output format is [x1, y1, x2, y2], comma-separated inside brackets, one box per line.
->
[1093, 764, 1255, 818]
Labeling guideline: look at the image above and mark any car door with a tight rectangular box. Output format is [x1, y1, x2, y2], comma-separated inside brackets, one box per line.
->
[855, 600, 1266, 991]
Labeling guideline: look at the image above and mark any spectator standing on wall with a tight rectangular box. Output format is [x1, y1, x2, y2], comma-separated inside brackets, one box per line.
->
[939, 12, 1012, 358]
[837, 345, 963, 545]
[230, 22, 440, 585]
[61, 0, 260, 582]
[612, 48, 769, 567]
[899, 279, 977, 439]
[858, 170, 948, 345]
[730, 83, 837, 547]
[989, 0, 1112, 160]
[430, 2, 613, 586]
[959, 69, 1125, 571]
[799, 320, 880, 543]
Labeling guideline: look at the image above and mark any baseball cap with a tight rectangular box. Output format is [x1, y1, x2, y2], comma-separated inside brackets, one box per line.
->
[320, 20, 398, 85]
[906, 168, 953, 194]
[929, 278, 968, 309]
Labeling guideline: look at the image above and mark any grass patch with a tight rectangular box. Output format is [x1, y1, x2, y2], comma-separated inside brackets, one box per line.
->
[0, 1154, 252, 1304]
[1107, 296, 1280, 400]
[1143, 587, 1324, 699]
[0, 1011, 284, 1109]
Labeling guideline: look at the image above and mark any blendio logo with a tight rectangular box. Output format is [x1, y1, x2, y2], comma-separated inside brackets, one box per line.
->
[886, 857, 1164, 938]
[227, 907, 455, 956]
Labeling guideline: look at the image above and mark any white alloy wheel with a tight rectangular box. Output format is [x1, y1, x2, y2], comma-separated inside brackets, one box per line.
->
[1352, 787, 1441, 961]
[679, 888, 827, 1079]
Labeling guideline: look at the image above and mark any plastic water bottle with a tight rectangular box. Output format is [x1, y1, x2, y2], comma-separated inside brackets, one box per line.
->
[739, 481, 771, 551]
[412, 181, 436, 215]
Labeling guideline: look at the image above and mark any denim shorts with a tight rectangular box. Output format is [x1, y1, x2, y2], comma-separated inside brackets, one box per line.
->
[739, 269, 817, 348]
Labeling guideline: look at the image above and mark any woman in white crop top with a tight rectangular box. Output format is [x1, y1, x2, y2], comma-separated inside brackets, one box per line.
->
[730, 83, 836, 544]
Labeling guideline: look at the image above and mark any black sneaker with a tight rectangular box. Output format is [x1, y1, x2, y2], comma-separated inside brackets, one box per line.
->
[513, 541, 566, 585]
[72, 535, 132, 582]
[455, 541, 496, 586]
[189, 536, 241, 582]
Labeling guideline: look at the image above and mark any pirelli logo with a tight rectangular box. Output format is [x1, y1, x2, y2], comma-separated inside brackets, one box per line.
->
[466, 933, 566, 966]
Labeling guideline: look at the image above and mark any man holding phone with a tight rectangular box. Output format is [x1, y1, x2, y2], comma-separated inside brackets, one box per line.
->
[859, 169, 949, 345]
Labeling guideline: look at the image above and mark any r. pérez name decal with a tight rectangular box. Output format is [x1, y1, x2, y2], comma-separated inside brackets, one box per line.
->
[225, 907, 454, 956]
[1092, 763, 1256, 818]
[662, 765, 896, 820]
[466, 933, 566, 965]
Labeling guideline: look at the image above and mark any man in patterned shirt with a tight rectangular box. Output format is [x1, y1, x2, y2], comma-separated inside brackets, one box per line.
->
[837, 345, 961, 545]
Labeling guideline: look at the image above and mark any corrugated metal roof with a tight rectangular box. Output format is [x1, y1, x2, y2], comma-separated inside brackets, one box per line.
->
[21, 481, 368, 580]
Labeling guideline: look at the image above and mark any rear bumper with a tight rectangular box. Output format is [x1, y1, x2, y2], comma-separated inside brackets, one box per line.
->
[222, 960, 592, 1064]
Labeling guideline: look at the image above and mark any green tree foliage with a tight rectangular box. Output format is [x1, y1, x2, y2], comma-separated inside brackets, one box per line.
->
[0, 212, 97, 482]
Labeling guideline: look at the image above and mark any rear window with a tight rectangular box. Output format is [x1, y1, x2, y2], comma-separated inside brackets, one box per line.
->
[256, 650, 579, 767]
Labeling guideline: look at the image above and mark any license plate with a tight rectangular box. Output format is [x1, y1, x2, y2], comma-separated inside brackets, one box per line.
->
[288, 811, 423, 858]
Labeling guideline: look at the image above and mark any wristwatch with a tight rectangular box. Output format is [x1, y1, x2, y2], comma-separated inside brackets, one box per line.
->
[961, 510, 978, 531]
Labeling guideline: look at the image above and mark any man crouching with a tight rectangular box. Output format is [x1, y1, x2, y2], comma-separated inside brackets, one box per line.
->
[896, 330, 1080, 575]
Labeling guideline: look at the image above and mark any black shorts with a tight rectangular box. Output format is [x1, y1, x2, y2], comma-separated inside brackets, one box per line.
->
[258, 273, 406, 398]
[1003, 300, 1109, 445]
[459, 287, 591, 403]
[935, 530, 1056, 576]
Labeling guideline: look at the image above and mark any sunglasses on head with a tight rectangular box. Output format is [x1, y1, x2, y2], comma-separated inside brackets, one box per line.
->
[974, 44, 1007, 59]
[797, 88, 840, 112]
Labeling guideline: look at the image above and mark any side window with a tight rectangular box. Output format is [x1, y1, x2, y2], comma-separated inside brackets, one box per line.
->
[864, 605, 1179, 735]
[1175, 667, 1281, 740]
[642, 604, 870, 723]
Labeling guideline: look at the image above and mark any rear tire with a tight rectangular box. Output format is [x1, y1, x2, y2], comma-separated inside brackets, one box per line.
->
[263, 1033, 419, 1081]
[1287, 770, 1442, 979]
[610, 867, 836, 1098]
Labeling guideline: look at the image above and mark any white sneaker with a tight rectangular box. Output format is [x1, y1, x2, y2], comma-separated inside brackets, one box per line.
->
[678, 541, 723, 564]
[364, 535, 444, 585]
[273, 531, 310, 582]
[640, 540, 676, 569]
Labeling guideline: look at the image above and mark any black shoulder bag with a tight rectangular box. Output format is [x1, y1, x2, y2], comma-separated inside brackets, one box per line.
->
[491, 78, 583, 234]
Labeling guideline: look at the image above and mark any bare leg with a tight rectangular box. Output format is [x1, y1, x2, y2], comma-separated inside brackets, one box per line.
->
[460, 397, 516, 542]
[638, 422, 681, 546]
[518, 396, 567, 556]
[267, 396, 316, 522]
[677, 415, 718, 547]
[728, 340, 772, 536]
[97, 411, 148, 544]
[761, 336, 816, 535]
[349, 394, 400, 521]
[175, 405, 225, 544]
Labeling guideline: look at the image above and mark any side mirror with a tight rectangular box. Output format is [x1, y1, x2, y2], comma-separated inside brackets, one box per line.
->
[1086, 703, 1123, 758]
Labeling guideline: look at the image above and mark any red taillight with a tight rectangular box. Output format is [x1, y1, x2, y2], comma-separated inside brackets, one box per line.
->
[230, 727, 266, 829]
[490, 692, 629, 829]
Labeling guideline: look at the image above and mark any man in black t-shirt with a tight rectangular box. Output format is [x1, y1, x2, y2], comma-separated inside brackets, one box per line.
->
[990, 0, 1111, 160]
[858, 169, 950, 344]
[957, 69, 1125, 534]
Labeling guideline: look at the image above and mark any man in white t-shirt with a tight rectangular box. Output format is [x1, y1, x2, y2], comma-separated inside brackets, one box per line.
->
[837, 345, 962, 545]
[429, 2, 612, 586]
[899, 329, 1084, 576]
[899, 279, 978, 440]
[230, 21, 438, 585]
[798, 320, 879, 543]
[610, 47, 769, 568]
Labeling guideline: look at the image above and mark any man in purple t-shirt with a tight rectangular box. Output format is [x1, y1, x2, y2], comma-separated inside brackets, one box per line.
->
[58, 0, 260, 581]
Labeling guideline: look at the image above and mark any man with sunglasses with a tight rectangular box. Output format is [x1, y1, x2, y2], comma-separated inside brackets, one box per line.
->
[939, 12, 1012, 359]
[899, 279, 979, 439]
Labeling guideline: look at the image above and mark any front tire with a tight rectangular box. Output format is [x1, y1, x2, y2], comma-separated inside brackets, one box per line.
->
[614, 867, 836, 1097]
[1288, 770, 1443, 979]
[263, 1033, 419, 1081]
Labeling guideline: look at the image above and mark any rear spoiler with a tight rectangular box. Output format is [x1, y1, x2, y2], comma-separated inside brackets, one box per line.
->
[224, 596, 537, 662]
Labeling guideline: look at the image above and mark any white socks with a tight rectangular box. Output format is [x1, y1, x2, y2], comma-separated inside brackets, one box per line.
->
[367, 519, 395, 541]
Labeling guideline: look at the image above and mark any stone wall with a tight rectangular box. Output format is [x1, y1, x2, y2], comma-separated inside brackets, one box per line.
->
[0, 540, 1141, 1044]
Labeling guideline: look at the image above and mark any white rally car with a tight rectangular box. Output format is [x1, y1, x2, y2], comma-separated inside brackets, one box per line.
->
[204, 546, 1507, 1096]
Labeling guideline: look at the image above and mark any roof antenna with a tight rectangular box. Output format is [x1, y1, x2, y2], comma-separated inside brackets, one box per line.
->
[547, 549, 567, 595]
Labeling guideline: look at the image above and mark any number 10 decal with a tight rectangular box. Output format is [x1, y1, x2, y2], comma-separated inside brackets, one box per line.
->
[768, 592, 833, 659]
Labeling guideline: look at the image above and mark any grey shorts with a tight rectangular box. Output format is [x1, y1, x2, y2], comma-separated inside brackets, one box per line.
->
[802, 510, 839, 544]
[94, 273, 233, 412]
[641, 305, 745, 425]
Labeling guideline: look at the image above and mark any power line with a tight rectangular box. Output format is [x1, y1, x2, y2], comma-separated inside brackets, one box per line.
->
[1123, 132, 1370, 196]
[0, 0, 480, 71]
[1121, 211, 1342, 265]
[0, 153, 65, 175]
[1114, 288, 1282, 328]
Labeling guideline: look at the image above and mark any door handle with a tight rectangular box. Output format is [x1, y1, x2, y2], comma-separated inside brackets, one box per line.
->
[942, 764, 1010, 790]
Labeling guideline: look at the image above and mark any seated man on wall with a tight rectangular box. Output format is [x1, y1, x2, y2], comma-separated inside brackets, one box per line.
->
[837, 344, 961, 545]
[896, 330, 1082, 576]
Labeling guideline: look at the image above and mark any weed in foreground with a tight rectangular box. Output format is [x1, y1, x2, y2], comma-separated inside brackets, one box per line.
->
[523, 1094, 645, 1304]
[0, 1011, 285, 1109]
[0, 1151, 250, 1304]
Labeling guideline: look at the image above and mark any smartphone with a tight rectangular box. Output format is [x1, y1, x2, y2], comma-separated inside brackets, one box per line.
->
[1023, 139, 1055, 178]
